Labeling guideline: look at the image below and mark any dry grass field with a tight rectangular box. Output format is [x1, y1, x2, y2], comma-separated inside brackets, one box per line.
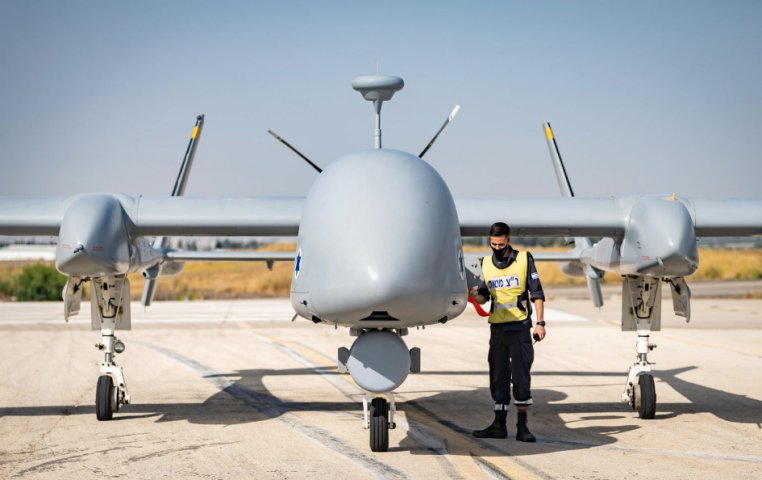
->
[468, 246, 762, 287]
[1, 244, 760, 300]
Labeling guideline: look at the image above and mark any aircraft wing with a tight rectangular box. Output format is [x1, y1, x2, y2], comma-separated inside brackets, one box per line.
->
[0, 244, 56, 261]
[133, 197, 303, 236]
[0, 197, 67, 236]
[0, 196, 304, 237]
[689, 199, 762, 237]
[464, 251, 581, 262]
[456, 198, 625, 237]
[3, 195, 761, 239]
[455, 197, 762, 237]
[164, 250, 295, 261]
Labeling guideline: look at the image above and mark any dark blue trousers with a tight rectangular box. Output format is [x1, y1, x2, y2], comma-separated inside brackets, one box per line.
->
[488, 323, 534, 407]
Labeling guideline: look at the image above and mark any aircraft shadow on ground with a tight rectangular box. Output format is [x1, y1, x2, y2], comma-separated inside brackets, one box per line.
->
[1, 365, 759, 456]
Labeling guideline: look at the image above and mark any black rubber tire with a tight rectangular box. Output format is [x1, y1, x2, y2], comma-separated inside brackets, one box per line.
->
[96, 375, 114, 421]
[369, 397, 389, 452]
[637, 374, 657, 419]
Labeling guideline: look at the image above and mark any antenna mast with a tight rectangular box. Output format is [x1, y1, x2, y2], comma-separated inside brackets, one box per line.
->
[351, 75, 404, 149]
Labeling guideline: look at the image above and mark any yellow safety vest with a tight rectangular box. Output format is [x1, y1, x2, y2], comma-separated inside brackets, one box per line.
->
[481, 250, 529, 324]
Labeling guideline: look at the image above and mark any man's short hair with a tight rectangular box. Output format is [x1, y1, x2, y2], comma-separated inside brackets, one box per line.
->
[489, 222, 510, 237]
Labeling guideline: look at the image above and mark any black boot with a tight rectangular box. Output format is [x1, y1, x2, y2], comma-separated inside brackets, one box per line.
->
[516, 411, 536, 442]
[472, 410, 507, 439]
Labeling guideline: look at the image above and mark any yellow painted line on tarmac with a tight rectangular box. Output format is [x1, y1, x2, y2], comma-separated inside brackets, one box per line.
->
[266, 334, 495, 479]
[245, 326, 543, 480]
[400, 400, 542, 480]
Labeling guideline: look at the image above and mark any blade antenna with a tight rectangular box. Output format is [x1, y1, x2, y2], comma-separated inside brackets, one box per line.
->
[543, 122, 603, 307]
[419, 105, 460, 158]
[267, 129, 322, 173]
[142, 114, 205, 307]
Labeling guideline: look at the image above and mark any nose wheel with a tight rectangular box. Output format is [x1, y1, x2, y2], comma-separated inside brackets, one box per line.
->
[96, 375, 118, 420]
[633, 373, 656, 419]
[370, 397, 389, 452]
[363, 394, 396, 452]
[94, 336, 130, 421]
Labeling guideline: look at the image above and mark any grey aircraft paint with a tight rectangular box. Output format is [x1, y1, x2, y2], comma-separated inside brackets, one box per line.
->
[0, 74, 761, 450]
[290, 148, 467, 329]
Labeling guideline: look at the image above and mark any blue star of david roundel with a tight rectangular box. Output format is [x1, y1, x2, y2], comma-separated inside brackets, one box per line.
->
[294, 249, 302, 278]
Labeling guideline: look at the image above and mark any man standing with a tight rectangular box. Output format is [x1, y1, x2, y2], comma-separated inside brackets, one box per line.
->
[469, 222, 546, 442]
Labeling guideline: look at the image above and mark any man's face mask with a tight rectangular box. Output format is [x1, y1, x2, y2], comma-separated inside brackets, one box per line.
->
[489, 235, 510, 259]
[491, 245, 509, 259]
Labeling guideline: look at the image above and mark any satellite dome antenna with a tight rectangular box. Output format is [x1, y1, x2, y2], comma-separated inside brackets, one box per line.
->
[352, 75, 404, 149]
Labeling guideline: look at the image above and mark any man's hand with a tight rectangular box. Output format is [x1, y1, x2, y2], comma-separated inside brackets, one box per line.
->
[532, 300, 546, 341]
[469, 286, 487, 305]
[532, 324, 546, 342]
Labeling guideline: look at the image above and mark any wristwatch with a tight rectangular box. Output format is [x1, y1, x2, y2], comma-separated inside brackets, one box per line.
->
[536, 321, 546, 327]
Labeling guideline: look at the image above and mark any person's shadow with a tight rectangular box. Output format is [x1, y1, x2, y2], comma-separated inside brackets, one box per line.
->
[1, 365, 760, 456]
[396, 386, 639, 457]
[396, 365, 762, 456]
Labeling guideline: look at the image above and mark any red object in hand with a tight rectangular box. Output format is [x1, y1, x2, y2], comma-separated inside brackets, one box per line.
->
[468, 297, 490, 317]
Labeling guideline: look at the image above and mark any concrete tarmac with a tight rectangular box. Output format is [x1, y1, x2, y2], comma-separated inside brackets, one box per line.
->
[1, 293, 761, 479]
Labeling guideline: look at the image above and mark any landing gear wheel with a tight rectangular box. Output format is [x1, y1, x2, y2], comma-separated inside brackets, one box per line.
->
[635, 374, 656, 419]
[369, 397, 389, 452]
[96, 375, 115, 421]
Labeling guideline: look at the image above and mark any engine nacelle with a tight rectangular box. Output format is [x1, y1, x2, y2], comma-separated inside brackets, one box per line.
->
[56, 194, 135, 277]
[619, 196, 698, 277]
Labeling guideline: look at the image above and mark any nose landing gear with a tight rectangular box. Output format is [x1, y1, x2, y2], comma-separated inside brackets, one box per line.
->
[621, 276, 660, 419]
[95, 336, 130, 420]
[91, 276, 131, 421]
[364, 394, 396, 452]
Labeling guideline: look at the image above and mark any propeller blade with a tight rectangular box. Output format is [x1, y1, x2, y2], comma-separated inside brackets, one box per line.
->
[141, 276, 158, 307]
[142, 114, 205, 307]
[172, 114, 204, 196]
[586, 274, 604, 308]
[543, 122, 574, 197]
[543, 122, 604, 307]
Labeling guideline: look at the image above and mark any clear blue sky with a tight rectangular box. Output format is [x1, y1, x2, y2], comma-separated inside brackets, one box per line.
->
[1, 1, 760, 199]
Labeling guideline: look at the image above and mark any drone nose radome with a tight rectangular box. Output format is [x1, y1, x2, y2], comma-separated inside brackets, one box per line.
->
[292, 149, 467, 326]
[310, 260, 458, 324]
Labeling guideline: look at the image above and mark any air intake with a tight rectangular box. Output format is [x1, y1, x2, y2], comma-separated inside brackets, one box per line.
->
[361, 311, 400, 321]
